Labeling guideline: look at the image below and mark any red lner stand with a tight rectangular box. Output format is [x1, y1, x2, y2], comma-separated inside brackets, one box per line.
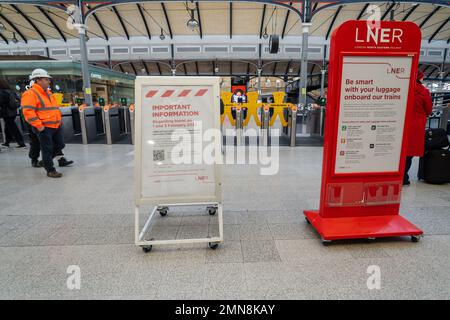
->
[304, 20, 423, 244]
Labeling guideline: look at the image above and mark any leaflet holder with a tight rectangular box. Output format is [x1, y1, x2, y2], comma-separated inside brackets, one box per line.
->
[303, 20, 424, 243]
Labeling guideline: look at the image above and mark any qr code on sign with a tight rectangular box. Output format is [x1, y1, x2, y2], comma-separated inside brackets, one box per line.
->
[153, 150, 165, 162]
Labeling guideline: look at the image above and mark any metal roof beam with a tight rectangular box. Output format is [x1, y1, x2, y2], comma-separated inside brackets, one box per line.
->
[91, 11, 109, 40]
[11, 4, 46, 42]
[195, 61, 199, 75]
[381, 2, 396, 21]
[356, 3, 369, 20]
[402, 4, 419, 21]
[428, 17, 450, 43]
[0, 12, 28, 43]
[112, 6, 129, 40]
[156, 62, 162, 75]
[259, 4, 267, 39]
[281, 2, 292, 39]
[325, 5, 343, 40]
[0, 33, 8, 44]
[419, 6, 441, 28]
[119, 64, 125, 73]
[196, 2, 203, 39]
[229, 2, 232, 39]
[142, 60, 149, 75]
[161, 3, 173, 39]
[36, 6, 66, 42]
[130, 62, 137, 75]
[137, 4, 151, 39]
[272, 62, 278, 75]
[285, 60, 292, 75]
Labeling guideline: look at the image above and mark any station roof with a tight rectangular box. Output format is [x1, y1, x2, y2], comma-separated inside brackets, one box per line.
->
[0, 1, 449, 79]
[0, 1, 448, 43]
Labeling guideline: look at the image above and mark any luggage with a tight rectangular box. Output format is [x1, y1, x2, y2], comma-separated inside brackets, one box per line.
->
[422, 148, 450, 184]
[424, 128, 449, 151]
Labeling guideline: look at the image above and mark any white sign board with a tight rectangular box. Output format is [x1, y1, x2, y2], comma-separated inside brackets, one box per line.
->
[334, 56, 412, 174]
[135, 77, 222, 204]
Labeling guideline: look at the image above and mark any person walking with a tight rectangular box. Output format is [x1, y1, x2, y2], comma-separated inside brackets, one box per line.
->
[21, 69, 73, 178]
[0, 79, 26, 148]
[404, 70, 433, 185]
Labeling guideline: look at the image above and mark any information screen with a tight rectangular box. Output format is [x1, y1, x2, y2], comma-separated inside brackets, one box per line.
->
[334, 55, 412, 174]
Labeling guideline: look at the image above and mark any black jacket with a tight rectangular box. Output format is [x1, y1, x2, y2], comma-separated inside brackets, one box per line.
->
[0, 89, 19, 118]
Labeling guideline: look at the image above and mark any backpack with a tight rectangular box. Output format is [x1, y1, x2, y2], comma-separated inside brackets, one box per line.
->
[7, 91, 20, 110]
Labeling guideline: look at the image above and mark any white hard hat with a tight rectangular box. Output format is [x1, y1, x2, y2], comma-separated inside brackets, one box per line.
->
[29, 68, 52, 80]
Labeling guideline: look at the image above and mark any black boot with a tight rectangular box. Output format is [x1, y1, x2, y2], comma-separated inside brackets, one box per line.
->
[58, 157, 74, 167]
[31, 159, 42, 168]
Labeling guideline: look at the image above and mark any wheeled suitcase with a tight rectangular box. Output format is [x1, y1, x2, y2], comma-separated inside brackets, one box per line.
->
[423, 148, 450, 184]
[424, 128, 449, 151]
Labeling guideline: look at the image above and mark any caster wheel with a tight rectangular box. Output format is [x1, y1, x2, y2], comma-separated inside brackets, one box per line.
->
[321, 239, 332, 246]
[305, 217, 311, 224]
[158, 206, 169, 217]
[159, 210, 168, 217]
[411, 235, 421, 243]
[209, 242, 219, 250]
[142, 245, 152, 253]
[207, 207, 217, 216]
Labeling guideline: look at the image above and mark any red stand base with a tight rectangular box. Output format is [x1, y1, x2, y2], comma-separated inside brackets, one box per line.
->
[304, 210, 423, 241]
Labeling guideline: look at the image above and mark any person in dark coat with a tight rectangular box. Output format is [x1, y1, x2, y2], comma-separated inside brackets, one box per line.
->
[0, 79, 26, 148]
[403, 71, 433, 185]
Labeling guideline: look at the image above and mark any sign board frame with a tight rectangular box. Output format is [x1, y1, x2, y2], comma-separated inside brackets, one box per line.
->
[134, 76, 223, 250]
[304, 20, 423, 243]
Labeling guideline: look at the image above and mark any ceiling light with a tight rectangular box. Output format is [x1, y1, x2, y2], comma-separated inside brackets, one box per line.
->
[159, 29, 165, 40]
[12, 32, 18, 44]
[214, 67, 219, 73]
[186, 9, 199, 31]
[0, 22, 5, 32]
[263, 28, 269, 40]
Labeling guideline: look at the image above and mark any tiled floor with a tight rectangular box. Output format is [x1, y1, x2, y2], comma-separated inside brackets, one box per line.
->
[0, 144, 449, 299]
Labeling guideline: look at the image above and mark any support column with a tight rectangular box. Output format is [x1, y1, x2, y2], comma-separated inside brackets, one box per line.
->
[299, 23, 311, 106]
[78, 1, 93, 107]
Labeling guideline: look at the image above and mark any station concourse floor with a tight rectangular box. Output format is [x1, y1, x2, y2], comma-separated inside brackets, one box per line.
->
[0, 144, 449, 300]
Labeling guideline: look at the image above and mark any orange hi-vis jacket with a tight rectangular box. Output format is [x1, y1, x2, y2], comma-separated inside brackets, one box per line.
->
[21, 84, 62, 130]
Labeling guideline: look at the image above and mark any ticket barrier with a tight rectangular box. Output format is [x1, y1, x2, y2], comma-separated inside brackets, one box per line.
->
[78, 106, 98, 144]
[60, 107, 75, 142]
[266, 92, 295, 146]
[103, 106, 122, 145]
[116, 105, 133, 144]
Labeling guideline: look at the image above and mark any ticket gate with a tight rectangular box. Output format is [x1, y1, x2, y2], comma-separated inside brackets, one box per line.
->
[78, 106, 98, 144]
[120, 105, 134, 144]
[60, 107, 75, 142]
[220, 91, 296, 146]
[103, 106, 121, 144]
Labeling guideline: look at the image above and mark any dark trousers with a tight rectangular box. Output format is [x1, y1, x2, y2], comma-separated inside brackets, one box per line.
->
[28, 130, 41, 161]
[27, 123, 64, 161]
[32, 126, 65, 172]
[2, 116, 25, 146]
[404, 156, 413, 183]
